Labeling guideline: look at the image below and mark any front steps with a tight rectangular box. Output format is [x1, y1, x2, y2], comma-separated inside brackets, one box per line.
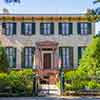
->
[38, 84, 60, 96]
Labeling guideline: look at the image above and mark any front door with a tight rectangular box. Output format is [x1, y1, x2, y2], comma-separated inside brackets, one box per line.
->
[43, 53, 51, 69]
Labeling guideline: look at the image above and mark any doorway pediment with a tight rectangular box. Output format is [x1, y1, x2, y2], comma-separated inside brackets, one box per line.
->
[36, 40, 58, 46]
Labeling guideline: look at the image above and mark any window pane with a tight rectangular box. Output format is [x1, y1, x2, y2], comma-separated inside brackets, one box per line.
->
[60, 47, 73, 69]
[80, 23, 88, 35]
[24, 23, 32, 35]
[61, 23, 69, 35]
[24, 47, 35, 67]
[6, 47, 16, 68]
[41, 23, 53, 35]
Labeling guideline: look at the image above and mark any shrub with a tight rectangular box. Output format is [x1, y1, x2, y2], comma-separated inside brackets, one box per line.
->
[65, 83, 73, 91]
[0, 73, 9, 90]
[87, 80, 98, 89]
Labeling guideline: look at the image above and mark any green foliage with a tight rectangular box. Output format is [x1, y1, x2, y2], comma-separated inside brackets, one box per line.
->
[0, 42, 9, 72]
[0, 73, 9, 90]
[78, 36, 100, 79]
[65, 70, 76, 80]
[65, 84, 73, 90]
[88, 80, 98, 89]
[64, 36, 100, 91]
[0, 69, 33, 96]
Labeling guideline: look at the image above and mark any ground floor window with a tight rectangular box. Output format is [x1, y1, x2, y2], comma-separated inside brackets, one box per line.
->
[78, 46, 86, 65]
[22, 47, 35, 68]
[59, 47, 73, 69]
[6, 47, 16, 68]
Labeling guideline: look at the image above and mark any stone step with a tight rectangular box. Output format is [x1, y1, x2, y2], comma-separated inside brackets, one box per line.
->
[38, 84, 60, 96]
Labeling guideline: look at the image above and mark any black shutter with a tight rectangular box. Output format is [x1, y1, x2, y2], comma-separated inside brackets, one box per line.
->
[32, 47, 35, 67]
[2, 23, 6, 35]
[32, 22, 35, 34]
[21, 22, 25, 35]
[50, 23, 54, 34]
[59, 47, 63, 67]
[58, 23, 62, 34]
[40, 23, 44, 34]
[13, 22, 16, 35]
[88, 23, 91, 34]
[13, 48, 16, 68]
[69, 47, 73, 68]
[77, 23, 81, 35]
[78, 47, 81, 65]
[21, 48, 25, 68]
[69, 23, 72, 35]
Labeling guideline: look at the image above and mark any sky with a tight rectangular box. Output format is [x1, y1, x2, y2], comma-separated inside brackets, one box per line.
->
[0, 0, 100, 34]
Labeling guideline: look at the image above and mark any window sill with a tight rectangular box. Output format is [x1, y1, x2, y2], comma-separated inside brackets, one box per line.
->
[59, 34, 72, 36]
[40, 34, 54, 36]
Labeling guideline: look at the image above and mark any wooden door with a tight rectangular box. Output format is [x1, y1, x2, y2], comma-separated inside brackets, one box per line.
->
[43, 53, 51, 69]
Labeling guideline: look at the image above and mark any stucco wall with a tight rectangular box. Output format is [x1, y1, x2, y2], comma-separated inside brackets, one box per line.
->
[0, 21, 95, 69]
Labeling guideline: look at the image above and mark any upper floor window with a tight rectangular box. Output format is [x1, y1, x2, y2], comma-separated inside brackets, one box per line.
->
[59, 23, 72, 35]
[2, 22, 16, 35]
[21, 22, 35, 35]
[6, 47, 16, 68]
[40, 22, 54, 35]
[77, 22, 91, 35]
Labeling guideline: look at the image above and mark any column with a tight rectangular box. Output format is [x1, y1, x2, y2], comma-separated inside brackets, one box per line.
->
[73, 22, 77, 35]
[38, 48, 42, 70]
[92, 23, 95, 35]
[54, 22, 58, 35]
[52, 48, 57, 69]
[35, 47, 41, 70]
[52, 48, 55, 69]
[16, 22, 21, 36]
[73, 46, 78, 69]
[16, 47, 22, 69]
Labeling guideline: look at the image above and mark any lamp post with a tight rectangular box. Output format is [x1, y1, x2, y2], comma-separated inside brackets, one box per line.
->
[32, 65, 36, 96]
[58, 62, 65, 95]
[32, 54, 38, 96]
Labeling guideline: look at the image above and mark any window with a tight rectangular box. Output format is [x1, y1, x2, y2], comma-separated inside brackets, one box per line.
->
[2, 22, 16, 35]
[78, 47, 86, 65]
[59, 23, 72, 35]
[77, 22, 91, 35]
[22, 47, 35, 68]
[59, 47, 73, 69]
[21, 22, 35, 35]
[6, 47, 16, 68]
[40, 23, 54, 35]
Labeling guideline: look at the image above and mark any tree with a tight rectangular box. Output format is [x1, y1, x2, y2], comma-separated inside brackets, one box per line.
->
[78, 35, 100, 79]
[93, 0, 100, 4]
[0, 41, 9, 72]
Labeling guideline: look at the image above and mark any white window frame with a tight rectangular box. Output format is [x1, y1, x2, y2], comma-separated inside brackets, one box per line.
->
[6, 23, 13, 35]
[43, 23, 51, 35]
[6, 47, 16, 68]
[80, 23, 88, 35]
[62, 23, 69, 35]
[24, 23, 32, 35]
[24, 47, 33, 67]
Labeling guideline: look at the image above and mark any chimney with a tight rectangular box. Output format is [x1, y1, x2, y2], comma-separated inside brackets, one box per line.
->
[2, 8, 10, 14]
